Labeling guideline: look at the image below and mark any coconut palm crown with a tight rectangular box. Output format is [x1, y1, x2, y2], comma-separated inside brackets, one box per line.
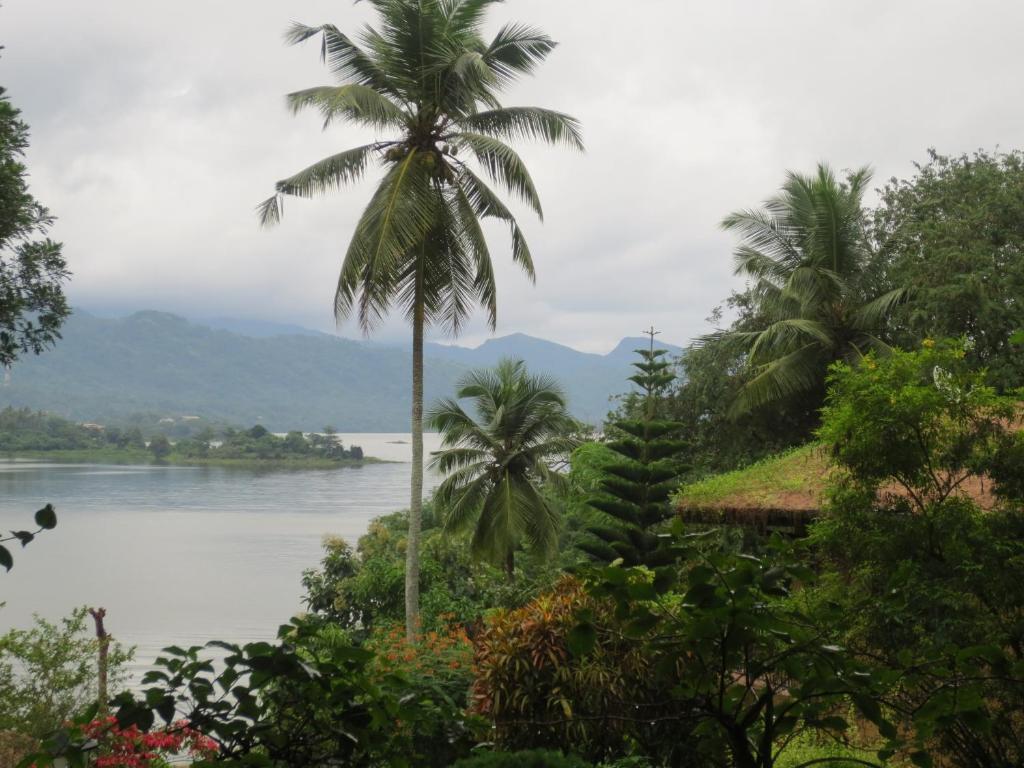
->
[707, 164, 906, 415]
[258, 0, 582, 637]
[428, 359, 580, 578]
[258, 0, 583, 334]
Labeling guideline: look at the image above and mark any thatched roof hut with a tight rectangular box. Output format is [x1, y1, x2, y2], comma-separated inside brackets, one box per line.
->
[675, 444, 1002, 536]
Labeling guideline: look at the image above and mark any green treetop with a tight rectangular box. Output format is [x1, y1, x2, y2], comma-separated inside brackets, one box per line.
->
[578, 343, 688, 569]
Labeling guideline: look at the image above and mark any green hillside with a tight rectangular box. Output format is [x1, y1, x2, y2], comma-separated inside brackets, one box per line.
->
[0, 311, 674, 430]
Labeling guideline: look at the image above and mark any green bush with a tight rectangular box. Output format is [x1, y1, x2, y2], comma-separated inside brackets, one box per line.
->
[0, 607, 132, 739]
[302, 507, 560, 636]
[451, 749, 590, 768]
[812, 341, 1024, 767]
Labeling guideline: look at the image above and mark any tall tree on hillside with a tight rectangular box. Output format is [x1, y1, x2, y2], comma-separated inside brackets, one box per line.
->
[428, 359, 579, 580]
[705, 164, 905, 415]
[258, 1, 583, 636]
[0, 82, 70, 366]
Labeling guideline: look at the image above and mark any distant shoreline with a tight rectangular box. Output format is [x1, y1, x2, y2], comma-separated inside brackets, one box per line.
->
[2, 449, 392, 469]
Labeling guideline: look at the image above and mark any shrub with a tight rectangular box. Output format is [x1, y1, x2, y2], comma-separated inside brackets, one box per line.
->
[365, 620, 480, 767]
[0, 607, 131, 740]
[471, 577, 690, 766]
[451, 749, 590, 768]
[61, 617, 462, 768]
[302, 509, 559, 636]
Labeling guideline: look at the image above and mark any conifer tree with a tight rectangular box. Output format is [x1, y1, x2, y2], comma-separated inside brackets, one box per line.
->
[578, 339, 687, 568]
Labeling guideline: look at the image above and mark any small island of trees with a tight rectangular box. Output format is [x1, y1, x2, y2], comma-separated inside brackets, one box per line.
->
[0, 409, 369, 468]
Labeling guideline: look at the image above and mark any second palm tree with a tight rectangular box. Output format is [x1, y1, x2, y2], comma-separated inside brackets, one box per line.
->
[429, 359, 579, 580]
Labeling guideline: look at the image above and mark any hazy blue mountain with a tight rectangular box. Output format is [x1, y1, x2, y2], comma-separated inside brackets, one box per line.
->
[0, 311, 684, 431]
[200, 317, 332, 339]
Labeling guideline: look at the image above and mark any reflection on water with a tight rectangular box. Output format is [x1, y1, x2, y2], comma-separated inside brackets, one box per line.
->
[0, 434, 442, 678]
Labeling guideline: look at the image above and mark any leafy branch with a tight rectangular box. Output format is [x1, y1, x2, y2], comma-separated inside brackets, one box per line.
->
[0, 503, 57, 572]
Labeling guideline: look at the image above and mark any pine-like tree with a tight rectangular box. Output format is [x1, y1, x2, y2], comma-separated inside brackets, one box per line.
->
[578, 344, 687, 568]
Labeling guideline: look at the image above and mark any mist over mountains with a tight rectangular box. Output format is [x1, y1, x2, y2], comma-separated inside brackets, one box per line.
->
[2, 311, 683, 431]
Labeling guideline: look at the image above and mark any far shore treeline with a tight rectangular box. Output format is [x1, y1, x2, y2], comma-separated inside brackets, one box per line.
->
[0, 407, 368, 468]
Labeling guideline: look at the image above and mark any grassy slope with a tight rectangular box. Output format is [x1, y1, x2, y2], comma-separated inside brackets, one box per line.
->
[675, 444, 829, 512]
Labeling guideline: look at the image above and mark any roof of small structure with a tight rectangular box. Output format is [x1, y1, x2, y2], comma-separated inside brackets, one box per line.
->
[675, 443, 1002, 533]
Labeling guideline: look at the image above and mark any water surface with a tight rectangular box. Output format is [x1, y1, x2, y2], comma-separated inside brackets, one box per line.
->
[0, 433, 442, 674]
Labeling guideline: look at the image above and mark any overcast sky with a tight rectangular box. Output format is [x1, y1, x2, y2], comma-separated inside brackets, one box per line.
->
[3, 1, 1023, 353]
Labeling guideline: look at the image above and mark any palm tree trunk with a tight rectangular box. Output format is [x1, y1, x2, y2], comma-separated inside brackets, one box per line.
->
[405, 282, 425, 640]
[505, 548, 515, 582]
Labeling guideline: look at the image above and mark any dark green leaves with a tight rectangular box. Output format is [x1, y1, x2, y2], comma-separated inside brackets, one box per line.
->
[11, 530, 35, 546]
[567, 622, 596, 657]
[35, 504, 57, 529]
[1, 503, 57, 572]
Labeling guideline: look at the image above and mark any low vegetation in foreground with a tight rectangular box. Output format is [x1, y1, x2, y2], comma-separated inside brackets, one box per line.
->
[7, 339, 1022, 768]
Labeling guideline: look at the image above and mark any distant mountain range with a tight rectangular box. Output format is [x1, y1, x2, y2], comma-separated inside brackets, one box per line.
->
[0, 311, 684, 432]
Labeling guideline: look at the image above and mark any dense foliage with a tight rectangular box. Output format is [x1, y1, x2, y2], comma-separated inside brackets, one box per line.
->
[99, 617, 471, 768]
[869, 149, 1024, 390]
[450, 750, 589, 768]
[577, 537, 894, 768]
[0, 607, 130, 747]
[0, 82, 69, 366]
[301, 508, 560, 635]
[472, 577, 693, 765]
[810, 343, 1024, 767]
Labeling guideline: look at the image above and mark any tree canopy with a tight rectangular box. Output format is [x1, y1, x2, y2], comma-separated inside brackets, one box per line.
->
[869, 148, 1024, 390]
[0, 83, 69, 367]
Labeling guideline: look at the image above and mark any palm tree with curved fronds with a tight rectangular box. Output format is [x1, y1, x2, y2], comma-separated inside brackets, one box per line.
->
[706, 164, 906, 415]
[258, 0, 582, 636]
[428, 359, 580, 580]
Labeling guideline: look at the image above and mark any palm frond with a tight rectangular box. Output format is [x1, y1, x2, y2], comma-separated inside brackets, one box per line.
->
[452, 185, 497, 328]
[334, 150, 440, 330]
[452, 132, 543, 218]
[285, 23, 395, 95]
[258, 144, 381, 228]
[849, 287, 909, 330]
[458, 167, 536, 280]
[729, 343, 825, 416]
[287, 85, 407, 130]
[747, 318, 834, 364]
[455, 107, 584, 150]
[484, 23, 556, 85]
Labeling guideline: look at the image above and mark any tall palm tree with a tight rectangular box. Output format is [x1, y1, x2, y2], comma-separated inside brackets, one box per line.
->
[258, 0, 582, 637]
[428, 359, 579, 580]
[707, 164, 906, 415]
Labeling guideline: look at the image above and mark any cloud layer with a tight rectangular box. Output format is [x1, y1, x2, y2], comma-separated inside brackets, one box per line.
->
[3, 0, 1022, 352]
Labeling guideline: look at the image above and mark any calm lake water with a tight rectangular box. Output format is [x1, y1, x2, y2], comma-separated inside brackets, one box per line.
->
[0, 433, 443, 677]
